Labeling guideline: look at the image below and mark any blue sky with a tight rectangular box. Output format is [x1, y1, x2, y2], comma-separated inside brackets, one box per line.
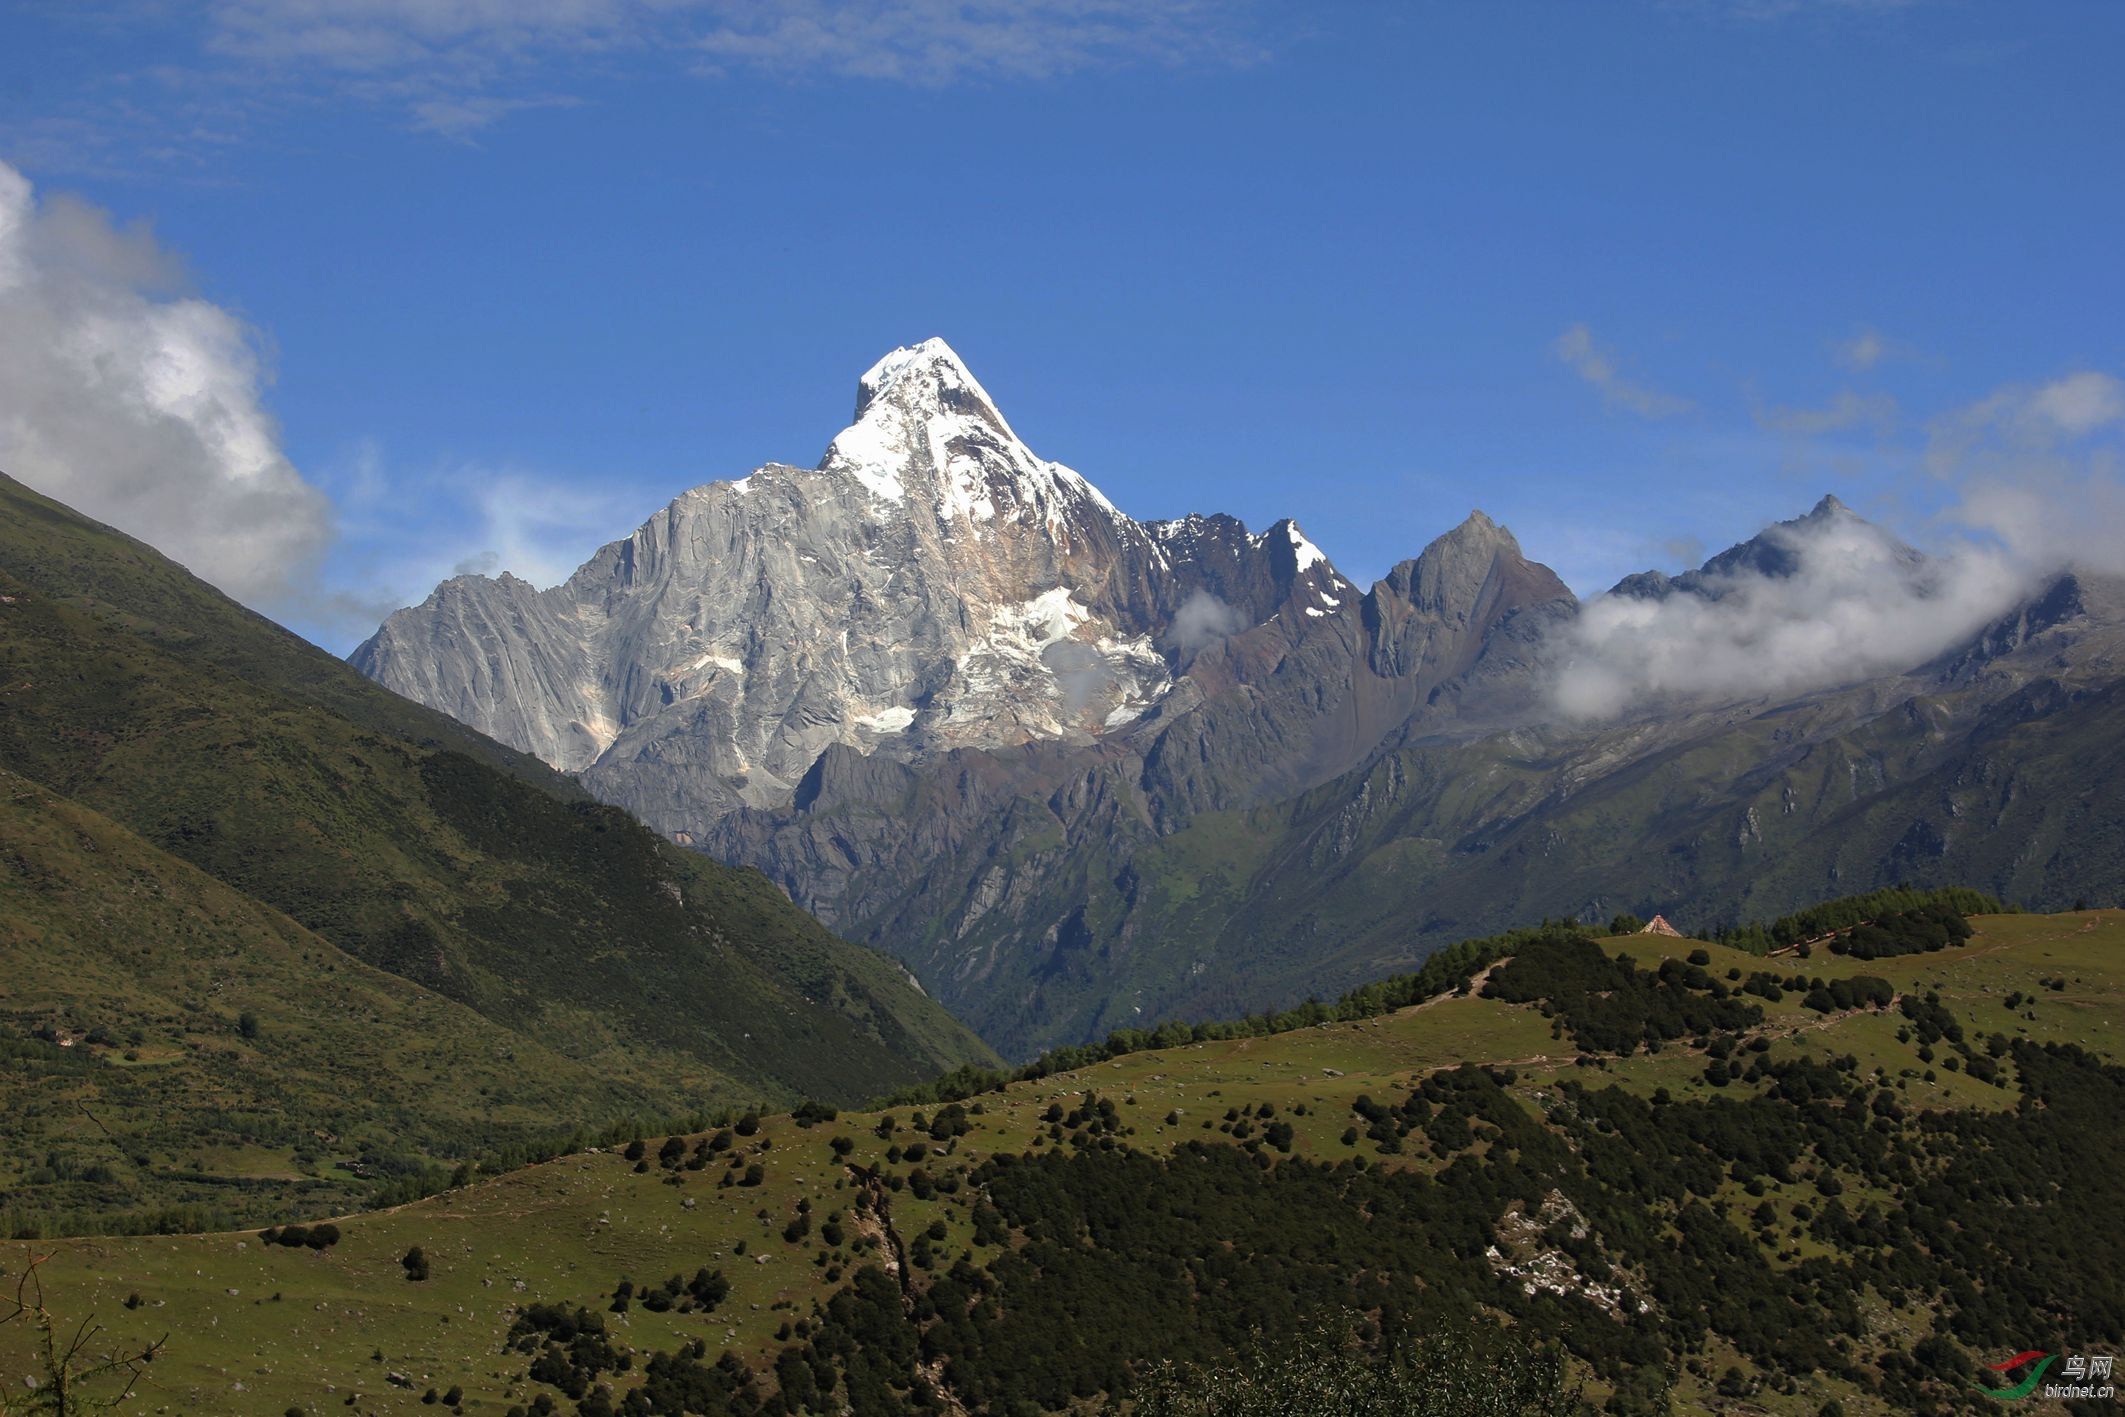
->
[2, 0, 2121, 652]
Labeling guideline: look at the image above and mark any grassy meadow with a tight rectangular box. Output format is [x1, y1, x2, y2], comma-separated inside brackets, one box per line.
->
[4, 909, 2116, 1414]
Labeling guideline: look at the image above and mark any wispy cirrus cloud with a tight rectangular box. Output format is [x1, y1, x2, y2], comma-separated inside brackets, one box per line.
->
[1552, 323, 1694, 420]
[692, 0, 1266, 84]
[409, 93, 583, 140]
[1753, 387, 1899, 437]
[201, 0, 656, 71]
[6, 0, 1268, 166]
[371, 461, 652, 597]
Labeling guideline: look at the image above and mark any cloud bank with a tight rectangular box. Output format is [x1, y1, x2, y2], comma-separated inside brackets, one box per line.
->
[0, 160, 334, 610]
[1550, 370, 2125, 720]
[1550, 512, 2023, 718]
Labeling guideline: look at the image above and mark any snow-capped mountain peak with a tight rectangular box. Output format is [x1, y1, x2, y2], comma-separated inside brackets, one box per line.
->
[354, 338, 1312, 822]
[851, 337, 1012, 434]
[821, 337, 1120, 536]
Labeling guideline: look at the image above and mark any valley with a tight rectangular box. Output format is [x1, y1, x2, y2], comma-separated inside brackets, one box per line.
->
[1, 14, 2119, 1416]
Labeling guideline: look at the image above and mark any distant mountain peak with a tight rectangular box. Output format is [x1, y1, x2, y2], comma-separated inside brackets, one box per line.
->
[1382, 508, 1555, 620]
[821, 338, 1122, 527]
[1612, 493, 1916, 601]
[353, 345, 1572, 868]
[850, 337, 1009, 433]
[1447, 508, 1512, 548]
[1267, 518, 1341, 581]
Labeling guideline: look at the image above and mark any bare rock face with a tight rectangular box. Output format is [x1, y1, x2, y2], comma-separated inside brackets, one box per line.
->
[354, 338, 1593, 1057]
[352, 340, 1350, 834]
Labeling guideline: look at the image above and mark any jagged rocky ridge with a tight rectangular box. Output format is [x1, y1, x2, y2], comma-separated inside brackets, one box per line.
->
[355, 340, 1357, 830]
[358, 341, 2125, 1058]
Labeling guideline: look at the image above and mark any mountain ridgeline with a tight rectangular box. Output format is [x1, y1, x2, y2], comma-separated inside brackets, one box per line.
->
[0, 471, 994, 1234]
[357, 340, 2125, 1059]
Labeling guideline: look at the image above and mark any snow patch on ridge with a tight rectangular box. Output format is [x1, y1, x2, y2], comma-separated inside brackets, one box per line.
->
[828, 338, 1126, 543]
[1289, 522, 1328, 573]
[856, 338, 1014, 436]
[821, 414, 910, 504]
[853, 706, 916, 733]
[945, 588, 1170, 732]
[1007, 588, 1091, 652]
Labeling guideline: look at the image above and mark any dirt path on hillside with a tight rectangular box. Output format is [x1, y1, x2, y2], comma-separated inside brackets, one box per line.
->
[1406, 961, 1506, 1013]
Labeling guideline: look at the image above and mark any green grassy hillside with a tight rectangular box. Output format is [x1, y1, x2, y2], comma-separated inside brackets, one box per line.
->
[0, 763, 796, 1237]
[6, 907, 2116, 1415]
[0, 473, 995, 1235]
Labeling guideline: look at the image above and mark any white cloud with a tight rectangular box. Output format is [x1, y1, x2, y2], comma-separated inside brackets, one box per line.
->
[693, 0, 1263, 84]
[1953, 470, 2125, 582]
[1926, 370, 2125, 477]
[14, 0, 1266, 162]
[0, 160, 334, 611]
[450, 467, 640, 589]
[337, 454, 655, 616]
[2029, 371, 2125, 436]
[1925, 370, 2125, 580]
[409, 93, 582, 140]
[1552, 323, 1693, 420]
[1550, 510, 2025, 719]
[200, 0, 1260, 81]
[1165, 589, 1246, 655]
[203, 0, 653, 70]
[1551, 365, 2125, 720]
